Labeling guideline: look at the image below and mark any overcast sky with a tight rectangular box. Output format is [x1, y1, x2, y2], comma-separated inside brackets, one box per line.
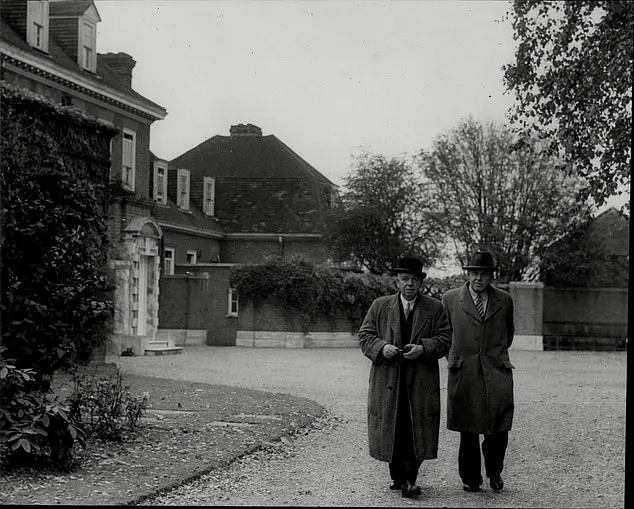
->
[95, 0, 517, 187]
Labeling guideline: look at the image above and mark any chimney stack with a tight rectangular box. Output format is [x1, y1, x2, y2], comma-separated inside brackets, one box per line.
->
[229, 124, 262, 137]
[100, 52, 136, 87]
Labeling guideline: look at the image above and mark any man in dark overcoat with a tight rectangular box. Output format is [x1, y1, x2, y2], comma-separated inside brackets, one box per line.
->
[359, 256, 451, 498]
[441, 250, 515, 493]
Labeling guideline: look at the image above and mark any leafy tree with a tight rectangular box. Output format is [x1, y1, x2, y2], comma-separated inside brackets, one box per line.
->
[322, 152, 441, 274]
[416, 117, 591, 281]
[503, 0, 633, 209]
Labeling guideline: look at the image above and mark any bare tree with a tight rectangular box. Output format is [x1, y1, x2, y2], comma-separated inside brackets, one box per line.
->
[416, 117, 591, 281]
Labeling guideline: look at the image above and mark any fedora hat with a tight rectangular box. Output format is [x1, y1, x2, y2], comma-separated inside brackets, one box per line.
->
[463, 251, 497, 272]
[392, 256, 427, 278]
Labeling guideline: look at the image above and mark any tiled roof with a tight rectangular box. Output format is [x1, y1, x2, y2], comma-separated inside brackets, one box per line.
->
[154, 198, 225, 238]
[170, 129, 336, 234]
[171, 134, 336, 186]
[49, 0, 94, 17]
[214, 177, 327, 233]
[588, 208, 629, 257]
[0, 15, 165, 117]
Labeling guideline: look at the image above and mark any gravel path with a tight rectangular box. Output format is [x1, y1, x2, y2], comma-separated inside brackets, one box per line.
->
[112, 347, 625, 507]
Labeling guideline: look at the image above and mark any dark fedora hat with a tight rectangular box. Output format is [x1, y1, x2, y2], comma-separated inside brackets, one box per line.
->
[392, 256, 427, 278]
[463, 251, 497, 272]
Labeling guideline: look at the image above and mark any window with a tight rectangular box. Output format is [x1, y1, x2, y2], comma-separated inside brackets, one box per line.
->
[122, 129, 136, 191]
[163, 248, 174, 276]
[153, 161, 168, 204]
[227, 288, 239, 317]
[80, 21, 97, 72]
[27, 1, 49, 52]
[203, 177, 215, 216]
[177, 169, 190, 210]
[186, 250, 197, 264]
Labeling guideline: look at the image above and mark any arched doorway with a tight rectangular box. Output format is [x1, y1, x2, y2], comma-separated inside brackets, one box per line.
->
[110, 217, 162, 354]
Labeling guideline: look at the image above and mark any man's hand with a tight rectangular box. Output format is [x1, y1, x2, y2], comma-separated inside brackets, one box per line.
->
[381, 344, 400, 360]
[402, 343, 423, 360]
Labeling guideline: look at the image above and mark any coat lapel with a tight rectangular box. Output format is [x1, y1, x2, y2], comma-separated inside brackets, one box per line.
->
[387, 294, 402, 347]
[484, 287, 503, 321]
[459, 284, 481, 322]
[411, 299, 430, 342]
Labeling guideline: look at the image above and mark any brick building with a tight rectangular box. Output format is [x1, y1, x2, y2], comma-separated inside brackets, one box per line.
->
[155, 124, 339, 346]
[1, 0, 167, 354]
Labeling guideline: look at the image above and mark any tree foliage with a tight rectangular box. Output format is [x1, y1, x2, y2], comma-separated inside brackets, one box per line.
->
[416, 117, 591, 282]
[503, 0, 633, 209]
[1, 83, 116, 388]
[322, 152, 441, 274]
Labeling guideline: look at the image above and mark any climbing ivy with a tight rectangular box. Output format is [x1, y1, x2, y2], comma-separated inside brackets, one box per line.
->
[0, 82, 117, 389]
[230, 255, 467, 333]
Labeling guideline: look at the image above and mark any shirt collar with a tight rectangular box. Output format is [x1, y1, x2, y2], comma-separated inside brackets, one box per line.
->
[400, 293, 417, 309]
[467, 283, 488, 303]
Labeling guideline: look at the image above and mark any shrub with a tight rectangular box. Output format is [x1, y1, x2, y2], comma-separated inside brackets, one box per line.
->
[67, 366, 148, 441]
[230, 256, 467, 332]
[0, 347, 85, 471]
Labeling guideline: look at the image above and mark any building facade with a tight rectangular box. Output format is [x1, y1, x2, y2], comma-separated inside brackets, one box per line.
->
[1, 0, 167, 354]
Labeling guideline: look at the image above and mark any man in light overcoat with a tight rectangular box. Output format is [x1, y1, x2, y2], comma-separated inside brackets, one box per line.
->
[359, 256, 451, 499]
[441, 250, 515, 493]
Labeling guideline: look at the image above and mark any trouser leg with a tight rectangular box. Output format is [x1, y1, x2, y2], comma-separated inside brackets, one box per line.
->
[390, 380, 422, 484]
[458, 432, 483, 485]
[482, 431, 509, 478]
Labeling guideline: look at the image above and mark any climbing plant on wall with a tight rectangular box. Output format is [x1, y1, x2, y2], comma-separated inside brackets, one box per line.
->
[0, 82, 117, 389]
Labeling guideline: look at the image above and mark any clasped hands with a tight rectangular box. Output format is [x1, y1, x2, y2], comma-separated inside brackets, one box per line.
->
[382, 343, 423, 360]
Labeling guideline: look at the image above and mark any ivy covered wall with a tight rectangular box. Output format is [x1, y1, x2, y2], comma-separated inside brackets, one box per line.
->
[0, 82, 118, 384]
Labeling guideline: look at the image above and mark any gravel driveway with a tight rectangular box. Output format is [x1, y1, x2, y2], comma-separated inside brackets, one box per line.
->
[113, 347, 625, 508]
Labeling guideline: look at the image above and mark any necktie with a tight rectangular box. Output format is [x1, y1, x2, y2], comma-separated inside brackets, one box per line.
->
[474, 293, 485, 319]
[405, 301, 412, 319]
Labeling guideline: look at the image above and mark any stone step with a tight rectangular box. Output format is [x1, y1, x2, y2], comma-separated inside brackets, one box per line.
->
[144, 346, 183, 356]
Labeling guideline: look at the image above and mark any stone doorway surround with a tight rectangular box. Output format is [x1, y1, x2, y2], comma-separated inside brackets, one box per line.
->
[108, 217, 162, 356]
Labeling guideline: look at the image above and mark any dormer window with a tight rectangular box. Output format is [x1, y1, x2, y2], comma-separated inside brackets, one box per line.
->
[177, 169, 190, 210]
[27, 1, 49, 52]
[122, 129, 136, 191]
[203, 177, 215, 216]
[153, 161, 168, 205]
[80, 20, 97, 72]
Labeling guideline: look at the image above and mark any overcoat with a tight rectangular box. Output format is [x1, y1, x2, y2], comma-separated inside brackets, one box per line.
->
[358, 293, 451, 462]
[441, 283, 515, 434]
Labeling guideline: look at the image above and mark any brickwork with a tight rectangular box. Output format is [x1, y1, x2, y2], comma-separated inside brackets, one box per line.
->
[163, 230, 221, 264]
[158, 265, 239, 346]
[220, 238, 328, 264]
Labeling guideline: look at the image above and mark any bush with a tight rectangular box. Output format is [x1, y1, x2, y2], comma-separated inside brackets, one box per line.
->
[0, 347, 85, 471]
[67, 366, 148, 441]
[230, 256, 467, 332]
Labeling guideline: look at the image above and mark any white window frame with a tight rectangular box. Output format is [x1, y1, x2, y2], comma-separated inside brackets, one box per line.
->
[163, 248, 174, 276]
[79, 19, 97, 72]
[153, 161, 168, 204]
[227, 288, 239, 317]
[186, 250, 197, 264]
[203, 176, 216, 216]
[27, 1, 49, 52]
[121, 129, 136, 191]
[177, 169, 190, 210]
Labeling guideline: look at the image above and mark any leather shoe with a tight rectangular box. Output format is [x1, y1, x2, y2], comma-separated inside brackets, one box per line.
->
[401, 481, 422, 498]
[389, 480, 402, 490]
[490, 474, 504, 492]
[462, 481, 481, 492]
